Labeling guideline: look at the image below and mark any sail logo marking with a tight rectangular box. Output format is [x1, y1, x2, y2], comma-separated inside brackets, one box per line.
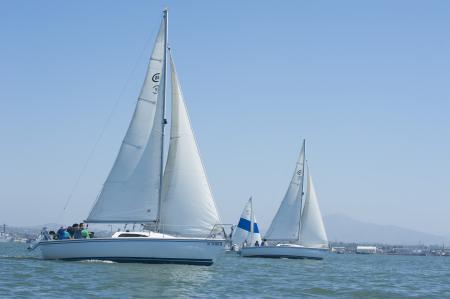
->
[152, 73, 160, 82]
[297, 169, 303, 176]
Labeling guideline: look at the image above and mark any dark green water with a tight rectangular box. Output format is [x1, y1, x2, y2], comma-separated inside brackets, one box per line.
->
[1, 242, 449, 298]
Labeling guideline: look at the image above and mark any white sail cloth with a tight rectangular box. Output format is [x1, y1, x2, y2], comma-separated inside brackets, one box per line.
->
[159, 55, 221, 237]
[87, 18, 166, 223]
[264, 141, 305, 240]
[232, 198, 262, 247]
[299, 172, 328, 248]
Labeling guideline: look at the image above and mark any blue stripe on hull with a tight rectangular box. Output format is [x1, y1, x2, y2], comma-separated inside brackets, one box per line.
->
[60, 257, 214, 266]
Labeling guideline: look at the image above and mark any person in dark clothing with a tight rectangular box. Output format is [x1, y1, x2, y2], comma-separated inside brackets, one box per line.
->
[73, 223, 82, 239]
[56, 226, 65, 240]
[229, 225, 235, 239]
[49, 231, 56, 240]
[67, 224, 78, 239]
[255, 240, 260, 247]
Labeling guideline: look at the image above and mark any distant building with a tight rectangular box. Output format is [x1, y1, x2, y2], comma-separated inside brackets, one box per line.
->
[356, 245, 377, 254]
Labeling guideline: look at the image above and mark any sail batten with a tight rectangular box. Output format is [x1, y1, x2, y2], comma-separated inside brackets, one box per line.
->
[86, 16, 167, 223]
[159, 54, 221, 237]
[264, 140, 305, 241]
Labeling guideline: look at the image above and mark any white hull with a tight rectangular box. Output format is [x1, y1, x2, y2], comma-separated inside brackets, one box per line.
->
[38, 237, 225, 266]
[240, 245, 328, 260]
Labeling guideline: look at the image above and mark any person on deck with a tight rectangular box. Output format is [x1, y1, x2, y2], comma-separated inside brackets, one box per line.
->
[81, 224, 90, 239]
[255, 240, 259, 247]
[67, 224, 77, 239]
[63, 229, 71, 239]
[49, 231, 56, 240]
[73, 223, 82, 239]
[57, 226, 65, 240]
[229, 225, 234, 239]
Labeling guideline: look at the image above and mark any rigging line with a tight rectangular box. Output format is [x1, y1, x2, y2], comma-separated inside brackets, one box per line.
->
[57, 32, 156, 222]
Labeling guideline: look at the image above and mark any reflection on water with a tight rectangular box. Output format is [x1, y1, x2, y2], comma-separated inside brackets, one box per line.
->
[1, 243, 450, 298]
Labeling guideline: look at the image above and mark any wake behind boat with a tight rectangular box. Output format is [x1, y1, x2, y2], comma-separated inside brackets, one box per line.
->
[241, 140, 329, 260]
[30, 10, 226, 266]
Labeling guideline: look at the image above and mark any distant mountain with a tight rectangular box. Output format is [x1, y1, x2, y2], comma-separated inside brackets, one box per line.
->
[325, 214, 449, 246]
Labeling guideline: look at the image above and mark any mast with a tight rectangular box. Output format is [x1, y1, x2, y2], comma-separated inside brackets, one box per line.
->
[249, 196, 254, 246]
[296, 139, 306, 241]
[86, 10, 168, 224]
[157, 9, 168, 226]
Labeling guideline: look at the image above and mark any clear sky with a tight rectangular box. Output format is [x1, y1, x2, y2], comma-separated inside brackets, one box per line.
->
[1, 1, 449, 235]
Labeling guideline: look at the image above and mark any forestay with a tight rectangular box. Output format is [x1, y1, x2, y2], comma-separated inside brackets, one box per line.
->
[265, 140, 305, 240]
[87, 18, 166, 223]
[299, 170, 328, 248]
[159, 55, 221, 237]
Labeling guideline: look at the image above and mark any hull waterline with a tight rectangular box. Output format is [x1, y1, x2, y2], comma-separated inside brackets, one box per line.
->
[240, 246, 328, 260]
[38, 237, 225, 266]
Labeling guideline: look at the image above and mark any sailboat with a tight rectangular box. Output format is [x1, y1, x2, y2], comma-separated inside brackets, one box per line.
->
[0, 224, 12, 243]
[240, 140, 329, 259]
[231, 197, 262, 250]
[31, 10, 225, 266]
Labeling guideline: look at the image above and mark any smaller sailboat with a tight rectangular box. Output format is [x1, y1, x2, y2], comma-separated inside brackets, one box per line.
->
[231, 197, 262, 251]
[241, 140, 329, 259]
[0, 224, 12, 243]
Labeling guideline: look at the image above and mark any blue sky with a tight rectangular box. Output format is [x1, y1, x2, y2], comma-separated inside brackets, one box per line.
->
[1, 1, 449, 235]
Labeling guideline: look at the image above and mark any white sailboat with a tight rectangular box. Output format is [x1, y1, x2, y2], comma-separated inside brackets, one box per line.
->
[241, 140, 329, 259]
[32, 10, 225, 265]
[231, 197, 262, 250]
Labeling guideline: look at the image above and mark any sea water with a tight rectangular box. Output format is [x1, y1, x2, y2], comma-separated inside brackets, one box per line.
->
[1, 242, 449, 298]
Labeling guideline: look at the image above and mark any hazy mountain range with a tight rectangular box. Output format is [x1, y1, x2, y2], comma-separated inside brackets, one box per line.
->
[325, 214, 450, 246]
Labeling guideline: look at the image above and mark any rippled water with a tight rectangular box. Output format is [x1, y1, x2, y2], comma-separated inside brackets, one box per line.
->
[1, 243, 449, 298]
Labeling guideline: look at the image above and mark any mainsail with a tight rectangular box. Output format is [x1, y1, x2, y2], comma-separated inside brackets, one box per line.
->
[87, 14, 167, 223]
[159, 54, 221, 237]
[231, 197, 262, 246]
[265, 140, 305, 240]
[299, 167, 328, 248]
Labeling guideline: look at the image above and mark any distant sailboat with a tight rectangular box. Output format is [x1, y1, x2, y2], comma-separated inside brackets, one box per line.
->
[0, 224, 11, 243]
[31, 10, 225, 266]
[231, 197, 262, 250]
[241, 140, 329, 259]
